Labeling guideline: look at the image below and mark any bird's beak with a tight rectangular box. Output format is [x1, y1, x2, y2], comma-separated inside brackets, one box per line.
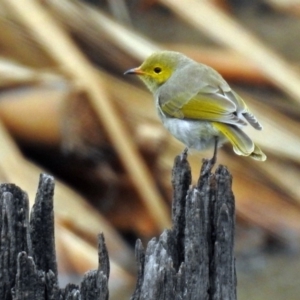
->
[124, 67, 145, 75]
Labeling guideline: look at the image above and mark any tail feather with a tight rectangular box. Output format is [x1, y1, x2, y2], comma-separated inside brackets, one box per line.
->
[212, 122, 266, 161]
[212, 122, 254, 156]
[250, 144, 267, 161]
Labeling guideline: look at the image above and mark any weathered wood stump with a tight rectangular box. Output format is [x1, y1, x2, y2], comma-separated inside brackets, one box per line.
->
[0, 174, 109, 300]
[0, 153, 236, 299]
[131, 153, 236, 300]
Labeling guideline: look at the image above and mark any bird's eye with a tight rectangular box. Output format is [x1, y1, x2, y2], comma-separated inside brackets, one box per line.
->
[154, 67, 162, 74]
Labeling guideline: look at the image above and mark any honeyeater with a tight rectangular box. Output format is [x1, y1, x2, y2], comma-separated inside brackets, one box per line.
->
[124, 51, 266, 163]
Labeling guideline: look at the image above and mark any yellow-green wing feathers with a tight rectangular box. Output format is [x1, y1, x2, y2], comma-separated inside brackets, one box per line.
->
[160, 90, 247, 126]
[160, 87, 263, 130]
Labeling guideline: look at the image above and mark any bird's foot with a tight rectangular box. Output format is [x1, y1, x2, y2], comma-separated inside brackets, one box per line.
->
[200, 157, 215, 176]
[200, 136, 218, 176]
[180, 147, 189, 160]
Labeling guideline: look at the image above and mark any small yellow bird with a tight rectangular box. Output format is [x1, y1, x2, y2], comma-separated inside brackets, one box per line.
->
[125, 51, 266, 163]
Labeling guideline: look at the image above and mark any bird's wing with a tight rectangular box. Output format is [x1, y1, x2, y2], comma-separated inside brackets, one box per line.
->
[159, 85, 247, 127]
[224, 90, 263, 130]
[159, 63, 262, 128]
[201, 69, 263, 129]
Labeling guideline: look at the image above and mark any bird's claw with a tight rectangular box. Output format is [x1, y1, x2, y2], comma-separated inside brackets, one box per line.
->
[180, 147, 189, 160]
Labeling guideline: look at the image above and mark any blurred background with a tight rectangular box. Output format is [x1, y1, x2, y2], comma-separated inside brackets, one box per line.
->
[0, 0, 300, 299]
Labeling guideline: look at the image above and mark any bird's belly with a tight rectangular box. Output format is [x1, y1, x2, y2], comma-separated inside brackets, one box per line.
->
[161, 117, 225, 151]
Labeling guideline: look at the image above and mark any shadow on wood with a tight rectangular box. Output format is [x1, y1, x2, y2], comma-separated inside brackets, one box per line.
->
[0, 153, 236, 299]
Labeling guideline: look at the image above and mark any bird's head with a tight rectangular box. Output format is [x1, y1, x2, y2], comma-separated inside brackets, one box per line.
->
[124, 51, 183, 93]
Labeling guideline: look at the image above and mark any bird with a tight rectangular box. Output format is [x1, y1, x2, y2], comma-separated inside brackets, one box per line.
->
[124, 51, 266, 166]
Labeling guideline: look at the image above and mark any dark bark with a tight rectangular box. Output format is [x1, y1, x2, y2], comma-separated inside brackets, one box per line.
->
[30, 174, 57, 278]
[12, 252, 45, 300]
[130, 240, 145, 300]
[171, 151, 192, 271]
[0, 184, 31, 300]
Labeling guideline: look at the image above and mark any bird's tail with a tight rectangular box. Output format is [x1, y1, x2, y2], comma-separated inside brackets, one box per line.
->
[212, 122, 266, 161]
[250, 144, 267, 161]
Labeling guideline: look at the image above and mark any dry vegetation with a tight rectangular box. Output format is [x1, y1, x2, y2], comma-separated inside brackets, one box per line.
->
[0, 0, 300, 298]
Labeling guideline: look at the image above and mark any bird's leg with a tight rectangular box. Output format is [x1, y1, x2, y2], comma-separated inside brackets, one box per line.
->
[210, 136, 218, 165]
[201, 136, 218, 176]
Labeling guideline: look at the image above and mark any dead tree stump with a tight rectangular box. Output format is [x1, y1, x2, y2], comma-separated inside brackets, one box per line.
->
[130, 153, 236, 300]
[0, 174, 109, 300]
[0, 153, 236, 299]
